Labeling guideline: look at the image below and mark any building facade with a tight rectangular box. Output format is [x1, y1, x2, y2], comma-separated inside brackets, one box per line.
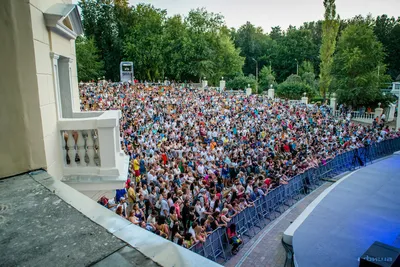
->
[0, 0, 128, 194]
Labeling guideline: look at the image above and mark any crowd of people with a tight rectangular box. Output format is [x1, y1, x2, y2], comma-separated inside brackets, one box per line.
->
[86, 81, 399, 252]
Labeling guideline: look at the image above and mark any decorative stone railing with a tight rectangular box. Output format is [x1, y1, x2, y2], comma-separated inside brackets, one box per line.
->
[59, 110, 127, 177]
[334, 110, 375, 123]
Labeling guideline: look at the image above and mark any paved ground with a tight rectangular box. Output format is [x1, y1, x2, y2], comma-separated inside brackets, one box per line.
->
[0, 173, 158, 267]
[224, 182, 333, 267]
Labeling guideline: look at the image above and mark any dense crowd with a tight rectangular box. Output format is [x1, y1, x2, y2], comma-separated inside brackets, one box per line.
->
[85, 81, 399, 252]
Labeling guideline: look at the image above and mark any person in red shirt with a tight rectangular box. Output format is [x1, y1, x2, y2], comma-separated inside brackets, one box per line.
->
[227, 224, 242, 255]
[161, 152, 168, 165]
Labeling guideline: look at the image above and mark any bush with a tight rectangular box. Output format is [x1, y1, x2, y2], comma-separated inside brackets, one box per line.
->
[226, 75, 256, 90]
[276, 81, 314, 99]
[311, 97, 324, 103]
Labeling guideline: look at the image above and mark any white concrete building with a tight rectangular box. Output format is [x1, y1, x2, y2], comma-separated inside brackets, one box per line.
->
[0, 0, 128, 196]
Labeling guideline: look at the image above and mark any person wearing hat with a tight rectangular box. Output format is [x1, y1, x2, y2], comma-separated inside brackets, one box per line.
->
[117, 197, 128, 218]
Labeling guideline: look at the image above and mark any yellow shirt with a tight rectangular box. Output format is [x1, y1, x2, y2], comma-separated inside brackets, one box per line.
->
[128, 187, 136, 203]
[133, 159, 140, 171]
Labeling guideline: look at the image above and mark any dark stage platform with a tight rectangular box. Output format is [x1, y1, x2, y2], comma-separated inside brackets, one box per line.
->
[291, 153, 400, 267]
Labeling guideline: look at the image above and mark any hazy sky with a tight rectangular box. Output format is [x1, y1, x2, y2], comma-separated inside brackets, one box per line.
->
[127, 0, 400, 33]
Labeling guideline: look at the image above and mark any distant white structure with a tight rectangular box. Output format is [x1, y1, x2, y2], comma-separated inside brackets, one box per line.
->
[120, 61, 134, 83]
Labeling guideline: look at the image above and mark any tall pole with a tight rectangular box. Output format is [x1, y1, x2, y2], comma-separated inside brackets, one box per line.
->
[256, 61, 259, 93]
[252, 58, 258, 93]
[397, 89, 400, 130]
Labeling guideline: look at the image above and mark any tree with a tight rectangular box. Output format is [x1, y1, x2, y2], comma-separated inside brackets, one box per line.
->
[276, 75, 314, 99]
[162, 15, 188, 81]
[234, 22, 274, 76]
[75, 36, 104, 81]
[123, 4, 166, 81]
[319, 0, 340, 99]
[332, 23, 391, 106]
[226, 74, 256, 90]
[272, 28, 318, 82]
[79, 0, 127, 81]
[374, 15, 400, 79]
[299, 61, 314, 76]
[259, 65, 277, 92]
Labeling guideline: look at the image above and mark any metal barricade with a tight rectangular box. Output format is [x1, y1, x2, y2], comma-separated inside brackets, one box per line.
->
[244, 204, 262, 236]
[187, 137, 400, 264]
[267, 187, 280, 218]
[190, 241, 205, 257]
[204, 228, 226, 262]
[259, 194, 272, 221]
[235, 210, 250, 238]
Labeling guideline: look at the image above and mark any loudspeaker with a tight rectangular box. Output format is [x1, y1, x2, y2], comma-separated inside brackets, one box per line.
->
[359, 241, 400, 267]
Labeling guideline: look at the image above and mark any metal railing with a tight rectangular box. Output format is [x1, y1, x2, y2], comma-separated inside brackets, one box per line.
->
[188, 138, 400, 263]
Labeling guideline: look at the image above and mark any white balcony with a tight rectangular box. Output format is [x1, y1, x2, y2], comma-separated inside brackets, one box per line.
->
[58, 110, 129, 191]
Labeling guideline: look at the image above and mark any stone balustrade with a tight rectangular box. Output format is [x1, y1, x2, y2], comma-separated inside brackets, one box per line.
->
[58, 110, 128, 178]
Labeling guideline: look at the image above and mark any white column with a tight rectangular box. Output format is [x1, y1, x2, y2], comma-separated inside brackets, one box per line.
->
[330, 93, 337, 114]
[268, 88, 275, 99]
[388, 103, 396, 122]
[202, 79, 208, 89]
[97, 125, 119, 176]
[375, 102, 383, 120]
[219, 80, 226, 92]
[301, 93, 308, 104]
[246, 84, 252, 96]
[397, 99, 400, 130]
[67, 58, 76, 112]
[50, 52, 62, 118]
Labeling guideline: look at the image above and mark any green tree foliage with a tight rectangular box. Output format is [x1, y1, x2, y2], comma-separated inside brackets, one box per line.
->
[276, 74, 314, 99]
[226, 75, 256, 90]
[332, 23, 391, 106]
[259, 65, 277, 91]
[75, 36, 104, 81]
[319, 0, 340, 99]
[78, 2, 243, 82]
[233, 22, 275, 76]
[124, 4, 166, 81]
[374, 15, 400, 79]
[183, 8, 244, 83]
[272, 28, 319, 82]
[77, 0, 399, 104]
[79, 0, 126, 81]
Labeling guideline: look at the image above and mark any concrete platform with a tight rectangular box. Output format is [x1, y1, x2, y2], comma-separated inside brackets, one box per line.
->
[0, 173, 156, 267]
[293, 153, 400, 267]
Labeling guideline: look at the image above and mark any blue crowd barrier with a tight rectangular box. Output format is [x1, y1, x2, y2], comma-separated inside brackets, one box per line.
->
[187, 138, 400, 263]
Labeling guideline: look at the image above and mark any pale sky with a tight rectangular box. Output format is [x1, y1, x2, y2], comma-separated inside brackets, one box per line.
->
[127, 0, 400, 33]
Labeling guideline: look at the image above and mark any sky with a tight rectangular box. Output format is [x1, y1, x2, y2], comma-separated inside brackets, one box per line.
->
[126, 0, 400, 33]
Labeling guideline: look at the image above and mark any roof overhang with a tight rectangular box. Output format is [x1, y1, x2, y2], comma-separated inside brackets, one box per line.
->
[44, 4, 83, 40]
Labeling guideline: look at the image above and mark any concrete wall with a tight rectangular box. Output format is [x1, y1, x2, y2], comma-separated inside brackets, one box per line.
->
[0, 0, 79, 179]
[0, 0, 46, 178]
[30, 0, 78, 180]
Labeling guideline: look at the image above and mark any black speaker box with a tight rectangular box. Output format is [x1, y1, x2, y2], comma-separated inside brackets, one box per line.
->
[359, 241, 400, 267]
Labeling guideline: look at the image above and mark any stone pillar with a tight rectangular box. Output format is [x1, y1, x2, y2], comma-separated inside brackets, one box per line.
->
[375, 102, 383, 120]
[301, 93, 308, 104]
[164, 78, 168, 86]
[330, 93, 337, 114]
[388, 103, 396, 122]
[219, 78, 226, 93]
[397, 100, 400, 130]
[245, 84, 252, 96]
[268, 88, 275, 99]
[202, 77, 208, 89]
